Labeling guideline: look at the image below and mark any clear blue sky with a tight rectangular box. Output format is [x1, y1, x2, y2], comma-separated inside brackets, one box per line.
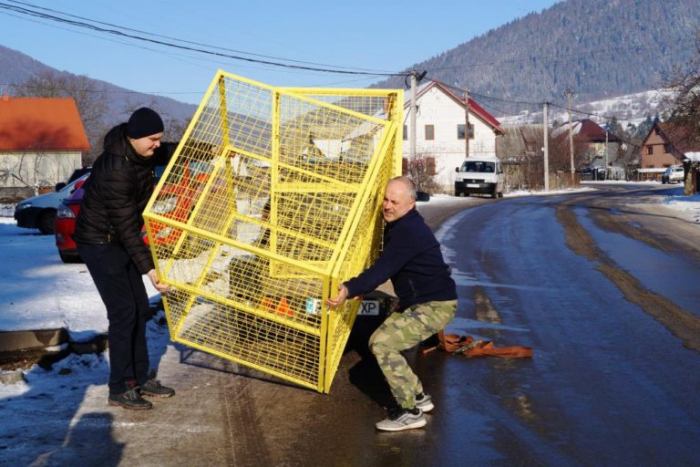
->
[0, 0, 561, 105]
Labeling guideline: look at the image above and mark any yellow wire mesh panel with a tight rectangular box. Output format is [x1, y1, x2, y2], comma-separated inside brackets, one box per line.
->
[144, 71, 402, 392]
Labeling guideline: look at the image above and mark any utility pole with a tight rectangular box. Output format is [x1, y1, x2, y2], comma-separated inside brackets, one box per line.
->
[410, 71, 417, 159]
[543, 101, 550, 191]
[463, 87, 470, 158]
[604, 125, 609, 180]
[565, 88, 575, 175]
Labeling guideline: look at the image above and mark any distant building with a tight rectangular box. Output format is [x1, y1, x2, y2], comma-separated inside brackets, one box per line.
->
[552, 118, 622, 168]
[496, 124, 544, 159]
[637, 122, 697, 176]
[402, 81, 503, 190]
[0, 95, 89, 201]
[638, 122, 700, 186]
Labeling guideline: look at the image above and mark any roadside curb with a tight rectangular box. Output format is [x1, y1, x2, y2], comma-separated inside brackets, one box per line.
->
[0, 300, 163, 374]
[0, 328, 109, 372]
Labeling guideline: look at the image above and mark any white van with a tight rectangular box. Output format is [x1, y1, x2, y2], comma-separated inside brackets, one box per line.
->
[454, 157, 504, 198]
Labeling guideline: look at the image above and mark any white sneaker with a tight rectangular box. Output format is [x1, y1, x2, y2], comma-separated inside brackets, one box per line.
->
[415, 393, 434, 413]
[375, 408, 426, 432]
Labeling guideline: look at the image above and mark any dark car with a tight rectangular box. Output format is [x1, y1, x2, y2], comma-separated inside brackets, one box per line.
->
[14, 173, 90, 235]
[54, 174, 90, 262]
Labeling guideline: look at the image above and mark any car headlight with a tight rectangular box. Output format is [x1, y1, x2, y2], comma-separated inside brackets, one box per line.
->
[57, 204, 75, 219]
[151, 196, 178, 215]
[15, 203, 32, 211]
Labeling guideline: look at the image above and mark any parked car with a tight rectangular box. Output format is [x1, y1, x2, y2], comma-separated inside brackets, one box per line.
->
[55, 163, 213, 263]
[661, 166, 684, 184]
[454, 157, 504, 198]
[14, 172, 90, 235]
[54, 174, 91, 262]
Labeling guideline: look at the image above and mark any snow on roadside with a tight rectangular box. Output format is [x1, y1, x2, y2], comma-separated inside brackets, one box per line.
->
[0, 217, 161, 340]
[658, 190, 700, 223]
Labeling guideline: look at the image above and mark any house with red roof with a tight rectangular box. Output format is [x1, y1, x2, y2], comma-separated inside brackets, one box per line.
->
[637, 122, 700, 181]
[0, 95, 90, 200]
[403, 81, 504, 190]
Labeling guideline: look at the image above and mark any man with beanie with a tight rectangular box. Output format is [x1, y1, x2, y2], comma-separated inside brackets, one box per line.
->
[326, 176, 457, 432]
[76, 107, 177, 410]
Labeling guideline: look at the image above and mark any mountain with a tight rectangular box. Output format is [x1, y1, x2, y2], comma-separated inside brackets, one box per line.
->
[0, 44, 196, 125]
[500, 88, 667, 127]
[377, 0, 700, 113]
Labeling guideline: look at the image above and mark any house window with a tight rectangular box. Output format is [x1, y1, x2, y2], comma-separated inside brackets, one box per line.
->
[647, 146, 653, 155]
[425, 125, 435, 141]
[403, 125, 407, 141]
[664, 144, 673, 153]
[458, 124, 474, 140]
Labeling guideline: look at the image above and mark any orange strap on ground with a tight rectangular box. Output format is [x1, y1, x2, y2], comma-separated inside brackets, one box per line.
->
[422, 332, 533, 358]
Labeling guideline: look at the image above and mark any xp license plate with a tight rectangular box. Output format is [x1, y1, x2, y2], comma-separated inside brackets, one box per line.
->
[466, 183, 480, 188]
[359, 300, 380, 316]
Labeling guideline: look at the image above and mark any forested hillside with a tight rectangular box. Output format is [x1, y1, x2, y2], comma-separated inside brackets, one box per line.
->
[377, 0, 700, 110]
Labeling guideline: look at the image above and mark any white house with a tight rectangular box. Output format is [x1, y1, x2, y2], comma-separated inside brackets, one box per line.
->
[0, 95, 89, 200]
[403, 81, 503, 190]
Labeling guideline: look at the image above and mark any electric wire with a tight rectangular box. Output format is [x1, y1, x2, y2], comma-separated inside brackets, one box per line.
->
[0, 1, 409, 77]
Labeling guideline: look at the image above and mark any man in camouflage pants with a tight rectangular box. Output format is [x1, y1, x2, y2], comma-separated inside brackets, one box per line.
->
[327, 176, 457, 432]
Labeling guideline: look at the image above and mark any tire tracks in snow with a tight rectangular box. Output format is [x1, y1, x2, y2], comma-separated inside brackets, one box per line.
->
[555, 204, 700, 353]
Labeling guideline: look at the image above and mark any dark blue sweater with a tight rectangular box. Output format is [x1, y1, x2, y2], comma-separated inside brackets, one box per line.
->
[344, 208, 457, 310]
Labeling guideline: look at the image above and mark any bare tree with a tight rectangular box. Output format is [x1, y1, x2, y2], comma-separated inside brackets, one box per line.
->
[662, 31, 700, 146]
[13, 71, 109, 165]
[404, 154, 441, 194]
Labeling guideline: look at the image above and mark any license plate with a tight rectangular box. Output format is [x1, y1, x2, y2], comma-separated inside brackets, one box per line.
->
[466, 183, 479, 188]
[359, 300, 380, 316]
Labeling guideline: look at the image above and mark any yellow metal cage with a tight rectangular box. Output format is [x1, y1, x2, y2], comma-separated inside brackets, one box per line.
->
[143, 71, 402, 392]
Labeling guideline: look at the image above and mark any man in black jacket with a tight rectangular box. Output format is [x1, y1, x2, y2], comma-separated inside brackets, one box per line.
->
[76, 108, 176, 410]
[327, 176, 457, 432]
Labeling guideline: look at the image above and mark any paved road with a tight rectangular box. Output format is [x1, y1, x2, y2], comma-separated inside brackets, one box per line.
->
[436, 183, 700, 465]
[5, 185, 700, 466]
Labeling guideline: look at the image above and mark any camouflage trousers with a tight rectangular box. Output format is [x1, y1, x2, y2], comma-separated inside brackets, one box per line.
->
[369, 299, 457, 409]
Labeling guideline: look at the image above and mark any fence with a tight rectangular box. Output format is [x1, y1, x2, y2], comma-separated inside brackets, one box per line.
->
[143, 71, 402, 392]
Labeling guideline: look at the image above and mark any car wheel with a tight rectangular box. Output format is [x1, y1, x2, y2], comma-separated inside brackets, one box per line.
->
[498, 191, 504, 198]
[38, 210, 56, 235]
[492, 186, 498, 198]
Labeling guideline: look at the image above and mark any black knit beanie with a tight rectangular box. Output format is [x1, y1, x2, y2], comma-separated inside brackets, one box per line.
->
[126, 107, 164, 139]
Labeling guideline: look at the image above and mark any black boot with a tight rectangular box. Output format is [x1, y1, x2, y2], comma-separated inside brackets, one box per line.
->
[140, 378, 176, 398]
[108, 387, 153, 410]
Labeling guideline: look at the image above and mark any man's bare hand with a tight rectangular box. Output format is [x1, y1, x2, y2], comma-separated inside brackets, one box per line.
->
[147, 269, 171, 293]
[325, 284, 349, 308]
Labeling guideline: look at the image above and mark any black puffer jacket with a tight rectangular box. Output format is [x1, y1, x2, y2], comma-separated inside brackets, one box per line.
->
[75, 124, 174, 274]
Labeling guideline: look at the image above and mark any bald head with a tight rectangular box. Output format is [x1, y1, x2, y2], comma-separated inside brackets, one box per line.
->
[382, 177, 417, 222]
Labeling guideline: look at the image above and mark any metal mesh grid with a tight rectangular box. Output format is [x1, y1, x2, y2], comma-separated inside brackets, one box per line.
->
[144, 71, 402, 392]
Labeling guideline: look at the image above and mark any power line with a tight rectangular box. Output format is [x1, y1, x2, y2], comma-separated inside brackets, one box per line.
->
[7, 0, 397, 74]
[0, 82, 202, 96]
[0, 1, 409, 77]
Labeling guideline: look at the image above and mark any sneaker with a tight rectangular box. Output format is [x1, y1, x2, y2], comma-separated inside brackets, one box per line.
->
[375, 407, 426, 432]
[140, 378, 176, 398]
[415, 393, 434, 413]
[108, 388, 153, 410]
